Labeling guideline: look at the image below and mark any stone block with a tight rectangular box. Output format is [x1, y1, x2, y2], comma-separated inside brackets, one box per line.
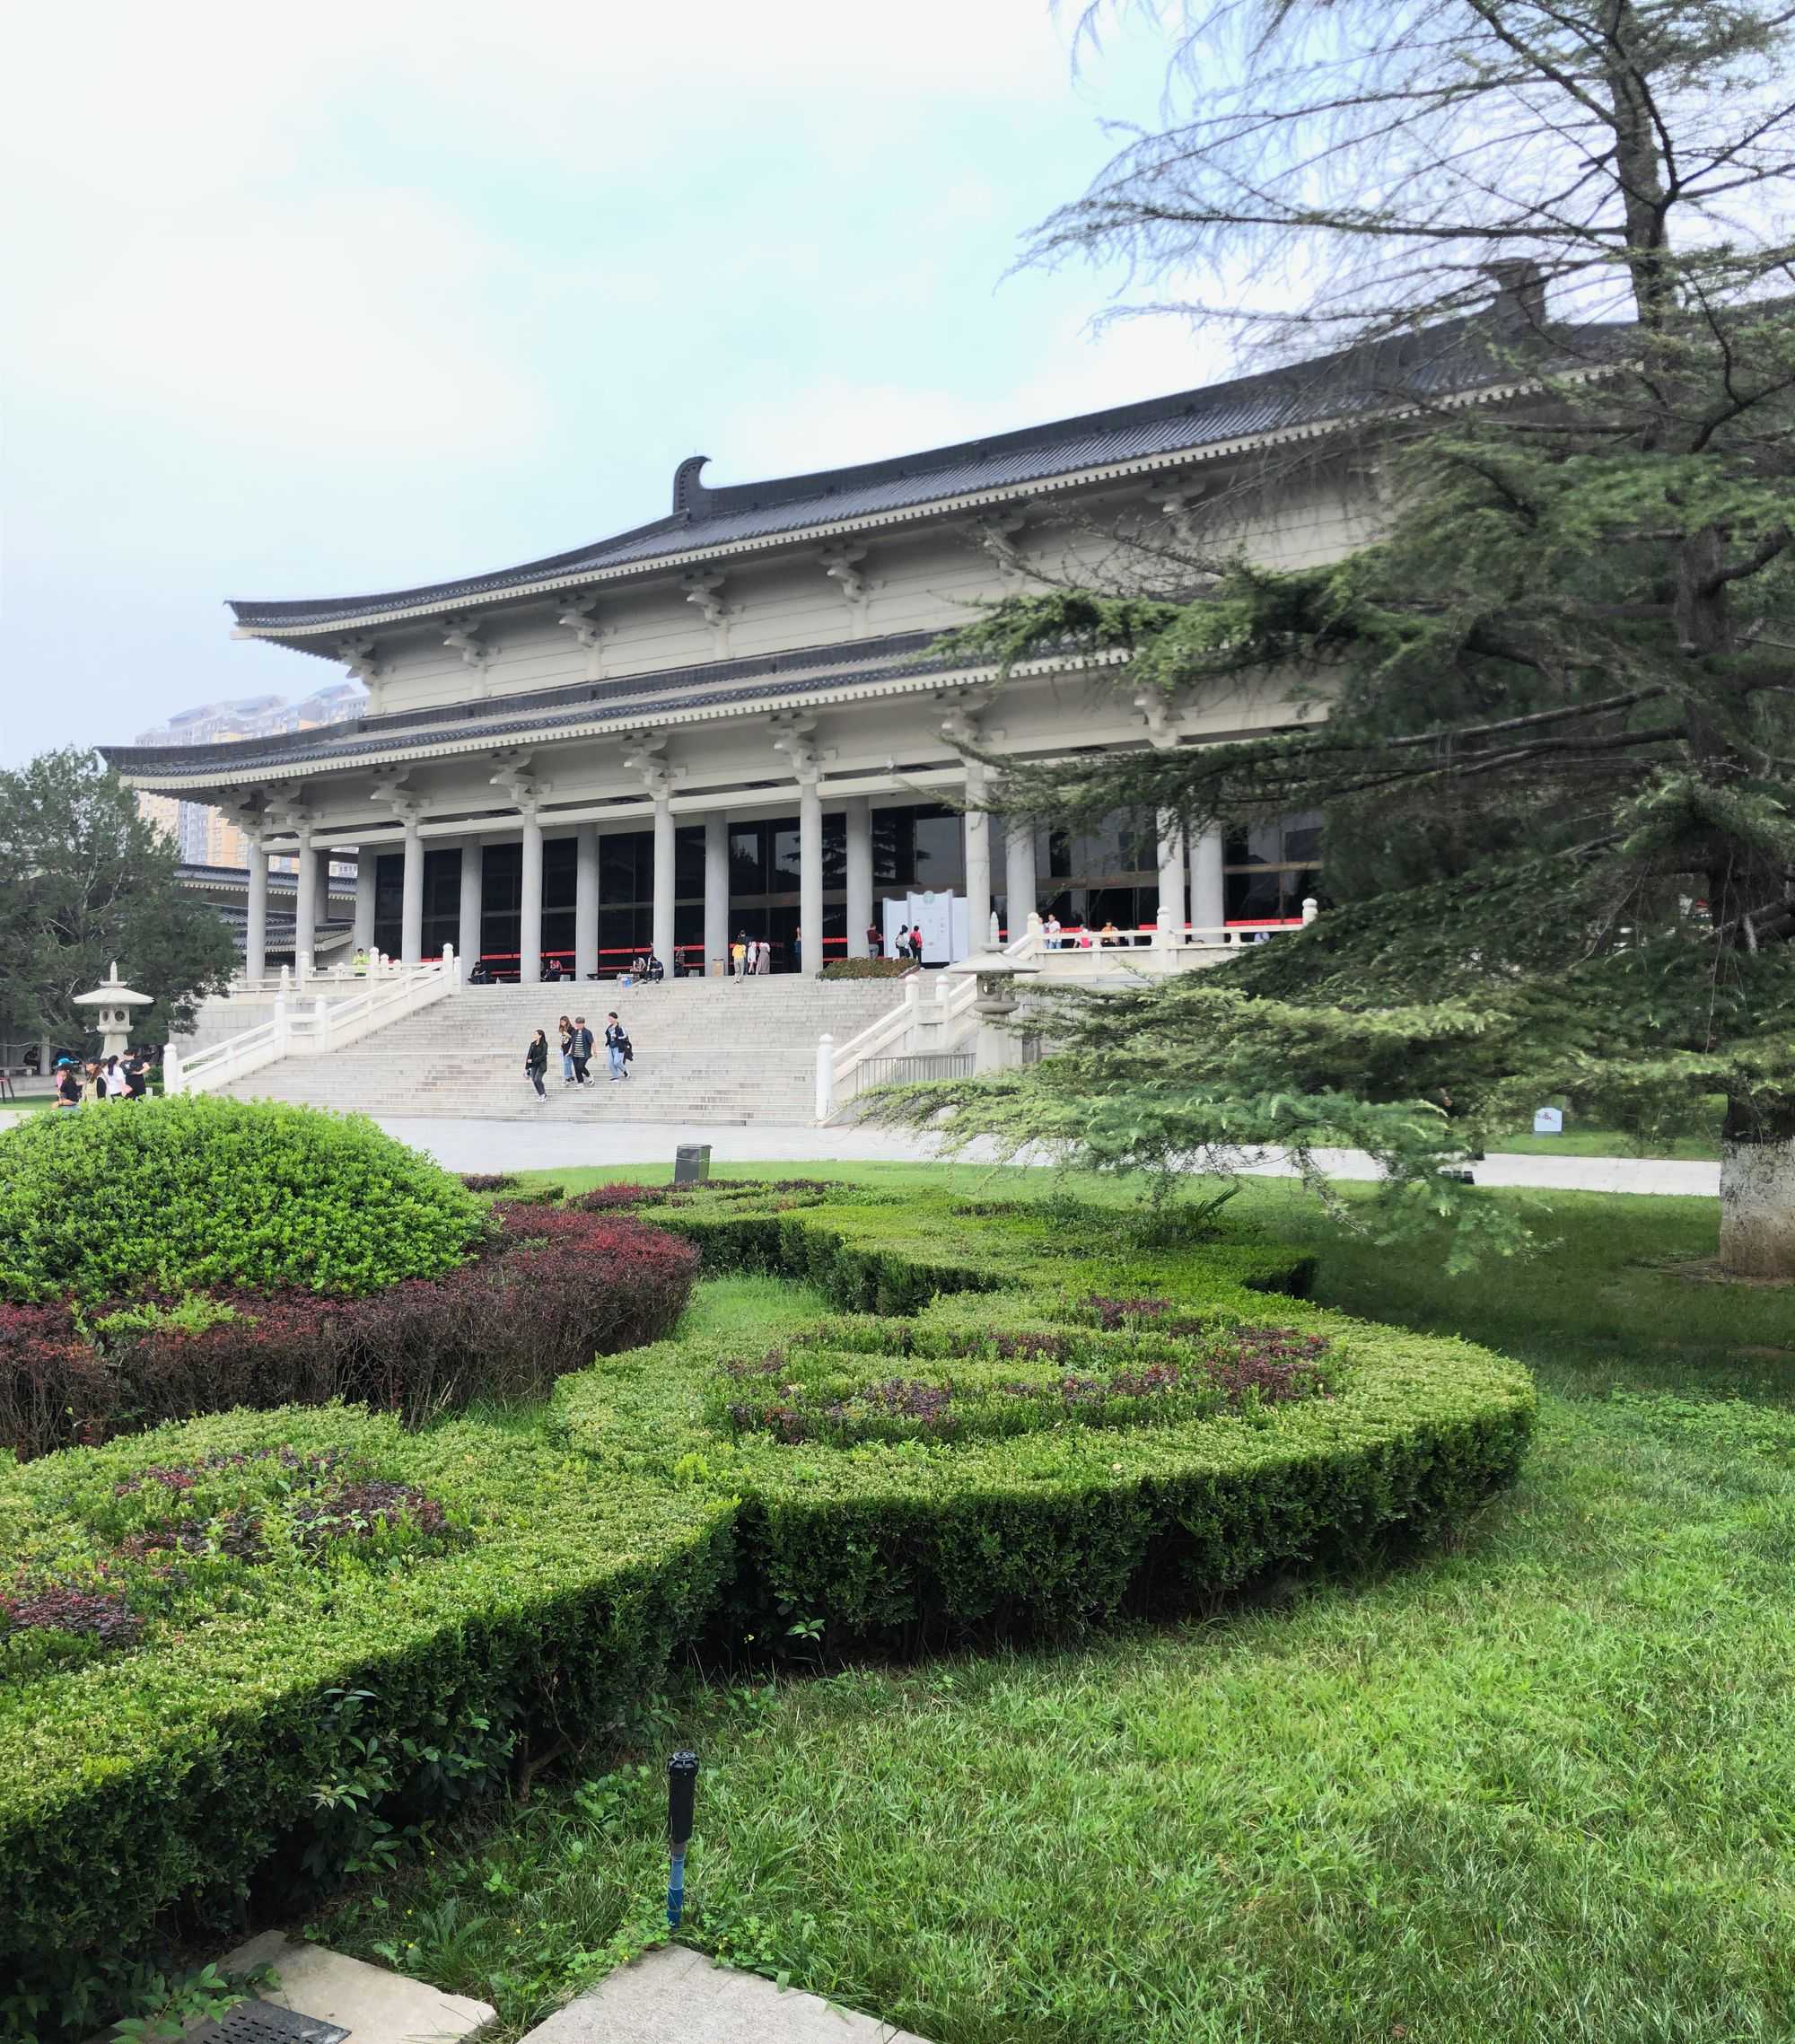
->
[519, 1945, 933, 2044]
[215, 1933, 495, 2044]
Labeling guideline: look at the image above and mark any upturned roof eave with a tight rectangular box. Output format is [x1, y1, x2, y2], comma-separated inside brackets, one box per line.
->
[228, 368, 1553, 643]
[104, 647, 1103, 798]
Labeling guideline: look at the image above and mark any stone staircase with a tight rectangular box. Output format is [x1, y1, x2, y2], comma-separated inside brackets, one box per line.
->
[215, 976, 908, 1124]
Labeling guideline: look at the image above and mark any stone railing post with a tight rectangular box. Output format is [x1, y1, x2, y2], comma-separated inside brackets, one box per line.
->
[815, 1032, 836, 1124]
[1301, 897, 1319, 926]
[443, 941, 459, 986]
[162, 1041, 182, 1097]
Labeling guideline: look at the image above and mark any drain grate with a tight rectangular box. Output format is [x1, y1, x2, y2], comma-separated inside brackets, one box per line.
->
[190, 2001, 350, 2044]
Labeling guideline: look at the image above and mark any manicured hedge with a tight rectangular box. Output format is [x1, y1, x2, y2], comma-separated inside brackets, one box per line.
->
[553, 1285, 1535, 1642]
[818, 957, 913, 979]
[0, 1097, 485, 1304]
[0, 1176, 1534, 2036]
[0, 1405, 735, 2035]
[1, 1206, 699, 1460]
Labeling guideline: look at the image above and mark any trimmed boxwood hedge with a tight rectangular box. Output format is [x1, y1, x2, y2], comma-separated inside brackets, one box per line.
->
[0, 1178, 1533, 2036]
[0, 1405, 734, 2035]
[0, 1097, 486, 1304]
[552, 1294, 1534, 1641]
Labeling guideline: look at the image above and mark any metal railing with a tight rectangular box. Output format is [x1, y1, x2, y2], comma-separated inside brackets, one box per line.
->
[853, 1052, 976, 1089]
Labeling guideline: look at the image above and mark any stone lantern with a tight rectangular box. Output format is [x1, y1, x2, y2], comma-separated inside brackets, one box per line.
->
[943, 949, 1041, 1074]
[73, 962, 154, 1060]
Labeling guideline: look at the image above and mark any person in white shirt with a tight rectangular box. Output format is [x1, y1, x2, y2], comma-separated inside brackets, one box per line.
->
[1045, 914, 1063, 951]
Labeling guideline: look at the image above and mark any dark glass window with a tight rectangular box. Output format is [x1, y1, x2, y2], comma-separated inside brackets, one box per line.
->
[874, 809, 915, 886]
[481, 840, 521, 969]
[913, 808, 964, 890]
[600, 832, 646, 906]
[540, 837, 577, 971]
[730, 824, 766, 895]
[372, 852, 402, 958]
[770, 818, 801, 891]
[674, 825, 705, 897]
[420, 847, 460, 959]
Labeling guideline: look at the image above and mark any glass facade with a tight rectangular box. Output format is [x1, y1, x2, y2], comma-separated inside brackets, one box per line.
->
[370, 803, 1324, 976]
[1222, 812, 1322, 925]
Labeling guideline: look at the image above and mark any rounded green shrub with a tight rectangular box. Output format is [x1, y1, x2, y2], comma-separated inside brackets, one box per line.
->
[0, 1097, 486, 1303]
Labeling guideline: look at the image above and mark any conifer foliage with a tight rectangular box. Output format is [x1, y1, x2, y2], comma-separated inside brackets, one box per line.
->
[885, 1, 1795, 1274]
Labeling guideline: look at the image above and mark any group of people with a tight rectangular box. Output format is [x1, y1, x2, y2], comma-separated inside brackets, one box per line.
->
[730, 933, 775, 977]
[55, 1051, 150, 1109]
[523, 1013, 634, 1099]
[882, 922, 927, 963]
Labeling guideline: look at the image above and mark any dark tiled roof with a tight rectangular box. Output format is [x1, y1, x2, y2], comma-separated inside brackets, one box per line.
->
[230, 315, 1618, 632]
[177, 863, 356, 892]
[105, 630, 958, 783]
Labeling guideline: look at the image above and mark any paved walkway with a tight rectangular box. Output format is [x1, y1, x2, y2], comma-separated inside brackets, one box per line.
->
[372, 1116, 1721, 1197]
[0, 1104, 1718, 1196]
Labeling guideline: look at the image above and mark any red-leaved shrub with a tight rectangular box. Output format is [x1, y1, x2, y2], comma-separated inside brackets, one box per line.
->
[574, 1181, 672, 1212]
[0, 1303, 115, 1463]
[2, 1212, 697, 1459]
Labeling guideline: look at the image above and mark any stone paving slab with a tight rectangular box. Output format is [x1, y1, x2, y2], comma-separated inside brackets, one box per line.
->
[215, 1933, 494, 2044]
[520, 1947, 933, 2044]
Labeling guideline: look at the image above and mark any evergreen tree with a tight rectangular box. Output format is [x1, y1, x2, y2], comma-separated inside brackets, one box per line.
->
[0, 750, 238, 1052]
[878, 0, 1795, 1275]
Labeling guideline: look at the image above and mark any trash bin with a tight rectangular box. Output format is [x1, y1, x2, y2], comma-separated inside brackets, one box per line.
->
[674, 1144, 712, 1186]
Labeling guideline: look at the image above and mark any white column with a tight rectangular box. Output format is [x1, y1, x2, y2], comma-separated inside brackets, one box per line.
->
[352, 849, 376, 955]
[962, 766, 991, 955]
[574, 824, 599, 980]
[798, 779, 824, 976]
[400, 818, 425, 967]
[1190, 827, 1226, 931]
[1004, 817, 1036, 943]
[246, 838, 268, 986]
[652, 796, 676, 967]
[293, 829, 316, 983]
[845, 796, 873, 956]
[1158, 812, 1186, 933]
[520, 810, 543, 985]
[703, 811, 730, 975]
[459, 839, 484, 971]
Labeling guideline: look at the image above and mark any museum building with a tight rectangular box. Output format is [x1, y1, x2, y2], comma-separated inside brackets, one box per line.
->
[104, 317, 1542, 981]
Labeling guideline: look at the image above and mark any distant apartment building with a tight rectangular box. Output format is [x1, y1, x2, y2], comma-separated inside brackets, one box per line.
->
[133, 686, 364, 873]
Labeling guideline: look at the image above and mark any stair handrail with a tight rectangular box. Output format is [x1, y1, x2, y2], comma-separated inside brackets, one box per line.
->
[824, 928, 1038, 1112]
[171, 952, 459, 1096]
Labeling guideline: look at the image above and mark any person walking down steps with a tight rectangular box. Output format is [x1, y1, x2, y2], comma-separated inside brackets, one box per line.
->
[572, 1015, 594, 1085]
[604, 1011, 633, 1083]
[524, 1028, 549, 1103]
[557, 1014, 575, 1084]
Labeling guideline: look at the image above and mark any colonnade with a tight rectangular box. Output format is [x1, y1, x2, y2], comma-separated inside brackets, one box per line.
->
[248, 795, 1231, 986]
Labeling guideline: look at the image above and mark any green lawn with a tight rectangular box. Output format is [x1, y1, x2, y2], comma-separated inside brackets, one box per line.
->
[312, 1166, 1795, 2044]
[1490, 1123, 1721, 1160]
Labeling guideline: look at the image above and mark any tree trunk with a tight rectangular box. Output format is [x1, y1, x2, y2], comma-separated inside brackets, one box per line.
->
[1718, 1102, 1795, 1280]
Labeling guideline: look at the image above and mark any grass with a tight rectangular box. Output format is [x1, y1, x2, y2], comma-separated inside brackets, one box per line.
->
[1490, 1122, 1721, 1160]
[305, 1165, 1795, 2043]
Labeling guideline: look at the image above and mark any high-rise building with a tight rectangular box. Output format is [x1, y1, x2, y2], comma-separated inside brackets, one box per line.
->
[132, 687, 365, 872]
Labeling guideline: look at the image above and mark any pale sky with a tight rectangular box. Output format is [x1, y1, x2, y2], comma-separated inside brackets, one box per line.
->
[1, 0, 1233, 762]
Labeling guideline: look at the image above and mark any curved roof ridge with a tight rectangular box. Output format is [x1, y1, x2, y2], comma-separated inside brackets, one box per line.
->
[229, 311, 1626, 635]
